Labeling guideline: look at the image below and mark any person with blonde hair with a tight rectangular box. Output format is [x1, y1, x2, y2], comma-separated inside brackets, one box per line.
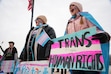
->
[64, 2, 110, 74]
[20, 15, 56, 61]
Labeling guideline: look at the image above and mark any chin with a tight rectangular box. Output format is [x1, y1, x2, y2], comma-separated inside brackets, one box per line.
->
[71, 13, 75, 16]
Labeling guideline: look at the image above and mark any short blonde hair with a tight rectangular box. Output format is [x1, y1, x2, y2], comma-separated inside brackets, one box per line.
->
[35, 15, 47, 24]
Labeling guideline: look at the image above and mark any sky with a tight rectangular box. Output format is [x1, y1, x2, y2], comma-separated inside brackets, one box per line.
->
[0, 0, 111, 57]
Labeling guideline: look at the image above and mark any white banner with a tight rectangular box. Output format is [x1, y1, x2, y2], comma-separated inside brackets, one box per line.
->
[14, 60, 51, 74]
[1, 60, 15, 73]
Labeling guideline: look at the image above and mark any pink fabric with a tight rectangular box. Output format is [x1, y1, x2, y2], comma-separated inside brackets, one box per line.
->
[51, 37, 100, 49]
[51, 50, 104, 63]
[67, 16, 101, 34]
[0, 55, 2, 59]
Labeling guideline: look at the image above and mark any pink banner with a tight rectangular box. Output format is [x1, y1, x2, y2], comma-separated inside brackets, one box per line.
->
[1, 60, 15, 72]
[51, 37, 99, 49]
[49, 27, 105, 71]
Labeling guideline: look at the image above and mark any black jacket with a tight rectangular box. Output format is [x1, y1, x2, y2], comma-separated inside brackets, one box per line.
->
[3, 47, 17, 60]
[20, 25, 56, 61]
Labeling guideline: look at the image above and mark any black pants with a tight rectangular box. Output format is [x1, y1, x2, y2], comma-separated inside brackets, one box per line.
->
[71, 70, 99, 74]
[7, 72, 13, 74]
[52, 69, 67, 74]
[52, 69, 59, 72]
[61, 69, 67, 74]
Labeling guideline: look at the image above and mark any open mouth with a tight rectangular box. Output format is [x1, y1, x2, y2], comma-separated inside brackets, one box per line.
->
[71, 9, 74, 12]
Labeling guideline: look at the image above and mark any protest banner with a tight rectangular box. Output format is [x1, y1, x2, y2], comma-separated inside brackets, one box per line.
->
[49, 27, 105, 72]
[1, 60, 15, 73]
[0, 71, 4, 74]
[14, 60, 51, 74]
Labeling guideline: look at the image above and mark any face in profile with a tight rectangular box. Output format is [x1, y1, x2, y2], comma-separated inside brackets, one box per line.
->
[69, 4, 79, 16]
[35, 18, 44, 26]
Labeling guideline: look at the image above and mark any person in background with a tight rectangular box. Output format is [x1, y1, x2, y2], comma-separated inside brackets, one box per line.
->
[3, 41, 18, 74]
[3, 41, 18, 61]
[19, 15, 56, 61]
[64, 2, 110, 74]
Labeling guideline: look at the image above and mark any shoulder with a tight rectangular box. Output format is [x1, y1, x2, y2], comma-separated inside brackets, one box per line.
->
[4, 48, 9, 53]
[13, 47, 17, 49]
[79, 12, 91, 16]
[13, 47, 17, 52]
[30, 27, 34, 31]
[43, 25, 56, 36]
[79, 12, 94, 19]
[27, 27, 34, 35]
[43, 25, 54, 31]
[5, 48, 9, 51]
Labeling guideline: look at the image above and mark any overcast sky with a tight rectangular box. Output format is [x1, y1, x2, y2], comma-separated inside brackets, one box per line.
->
[0, 0, 111, 56]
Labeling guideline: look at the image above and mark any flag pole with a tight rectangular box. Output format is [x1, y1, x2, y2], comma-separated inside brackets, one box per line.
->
[30, 0, 34, 29]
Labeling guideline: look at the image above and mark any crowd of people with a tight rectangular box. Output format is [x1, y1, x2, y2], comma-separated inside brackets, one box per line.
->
[0, 1, 111, 74]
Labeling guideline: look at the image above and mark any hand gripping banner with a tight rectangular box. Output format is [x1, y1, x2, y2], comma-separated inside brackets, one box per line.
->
[49, 27, 105, 72]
